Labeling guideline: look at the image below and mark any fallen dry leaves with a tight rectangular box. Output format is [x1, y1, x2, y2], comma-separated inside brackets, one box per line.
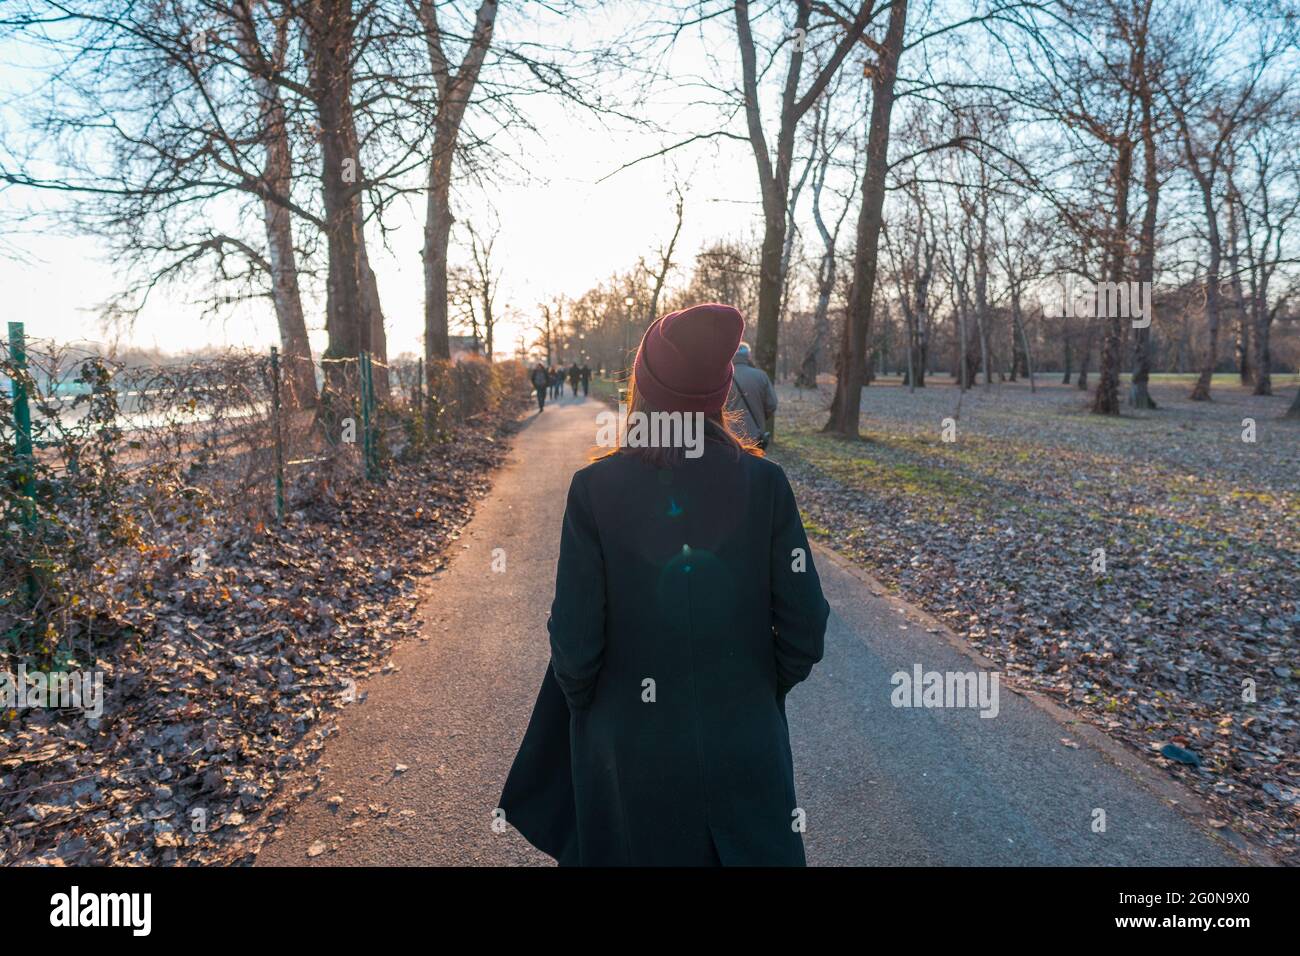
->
[0, 400, 525, 865]
[778, 378, 1298, 863]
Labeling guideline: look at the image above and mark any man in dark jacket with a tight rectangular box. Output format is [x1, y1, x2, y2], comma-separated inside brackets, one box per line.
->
[530, 363, 549, 412]
[500, 304, 828, 866]
[727, 342, 778, 446]
[579, 363, 591, 396]
[568, 362, 581, 396]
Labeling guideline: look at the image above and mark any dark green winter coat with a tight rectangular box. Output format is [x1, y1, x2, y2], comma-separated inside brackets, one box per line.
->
[500, 438, 829, 866]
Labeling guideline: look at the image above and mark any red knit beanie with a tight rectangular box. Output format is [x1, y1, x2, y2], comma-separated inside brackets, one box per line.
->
[632, 303, 745, 414]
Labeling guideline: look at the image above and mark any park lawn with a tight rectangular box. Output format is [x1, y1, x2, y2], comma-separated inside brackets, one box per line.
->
[1142, 371, 1300, 386]
[588, 375, 624, 407]
[770, 378, 1300, 861]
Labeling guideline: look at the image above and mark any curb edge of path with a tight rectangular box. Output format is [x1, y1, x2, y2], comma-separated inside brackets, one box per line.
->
[809, 541, 1278, 868]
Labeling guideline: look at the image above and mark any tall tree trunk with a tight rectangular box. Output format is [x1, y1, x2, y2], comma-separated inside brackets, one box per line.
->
[1131, 31, 1158, 410]
[423, 149, 455, 362]
[824, 0, 908, 438]
[963, 305, 980, 387]
[796, 132, 846, 389]
[235, 2, 317, 409]
[355, 200, 389, 398]
[1077, 321, 1093, 390]
[1011, 285, 1035, 391]
[910, 240, 933, 388]
[915, 323, 928, 387]
[735, 1, 875, 380]
[306, 0, 366, 392]
[264, 174, 318, 409]
[973, 203, 992, 388]
[1189, 255, 1222, 400]
[1252, 299, 1273, 395]
[1062, 317, 1072, 384]
[419, 0, 498, 364]
[1008, 316, 1020, 381]
[775, 150, 815, 345]
[1223, 182, 1250, 392]
[334, 54, 389, 399]
[957, 304, 970, 389]
[1093, 139, 1132, 415]
[973, 307, 990, 387]
[739, 7, 799, 381]
[1181, 129, 1224, 401]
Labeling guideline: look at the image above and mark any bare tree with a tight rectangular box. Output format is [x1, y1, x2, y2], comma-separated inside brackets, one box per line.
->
[232, 0, 318, 407]
[640, 184, 687, 330]
[994, 205, 1043, 392]
[534, 298, 564, 366]
[3, 0, 324, 405]
[1130, 0, 1163, 410]
[734, 0, 877, 380]
[416, 0, 498, 364]
[300, 0, 367, 387]
[1232, 99, 1300, 397]
[1163, 16, 1283, 401]
[462, 218, 501, 359]
[797, 94, 856, 389]
[824, 0, 907, 438]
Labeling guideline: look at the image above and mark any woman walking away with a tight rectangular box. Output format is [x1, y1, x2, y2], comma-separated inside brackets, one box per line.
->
[500, 303, 829, 866]
[531, 362, 549, 412]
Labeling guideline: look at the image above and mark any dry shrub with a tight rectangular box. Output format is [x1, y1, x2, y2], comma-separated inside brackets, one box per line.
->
[426, 355, 528, 427]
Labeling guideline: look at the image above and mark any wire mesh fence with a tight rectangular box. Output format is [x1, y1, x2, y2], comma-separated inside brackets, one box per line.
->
[1, 323, 526, 668]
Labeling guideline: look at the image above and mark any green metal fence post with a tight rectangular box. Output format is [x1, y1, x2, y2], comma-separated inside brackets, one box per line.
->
[8, 321, 33, 469]
[415, 356, 424, 417]
[368, 352, 378, 477]
[423, 356, 435, 439]
[359, 351, 374, 481]
[369, 353, 379, 477]
[366, 351, 376, 478]
[7, 321, 38, 608]
[269, 346, 285, 522]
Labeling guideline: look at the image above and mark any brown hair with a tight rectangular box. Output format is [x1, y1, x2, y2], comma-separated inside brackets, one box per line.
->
[592, 373, 764, 467]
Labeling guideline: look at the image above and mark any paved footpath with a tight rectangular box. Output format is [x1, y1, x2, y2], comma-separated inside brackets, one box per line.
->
[256, 394, 1244, 866]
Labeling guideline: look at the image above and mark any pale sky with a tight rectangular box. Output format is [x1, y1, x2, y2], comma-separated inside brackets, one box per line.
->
[0, 2, 850, 358]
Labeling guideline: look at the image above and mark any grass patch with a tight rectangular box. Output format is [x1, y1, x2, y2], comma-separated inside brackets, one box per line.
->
[799, 513, 831, 538]
[588, 376, 624, 408]
[777, 428, 988, 505]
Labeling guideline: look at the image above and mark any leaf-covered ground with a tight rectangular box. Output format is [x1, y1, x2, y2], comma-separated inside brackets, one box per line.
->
[774, 376, 1299, 863]
[0, 400, 526, 865]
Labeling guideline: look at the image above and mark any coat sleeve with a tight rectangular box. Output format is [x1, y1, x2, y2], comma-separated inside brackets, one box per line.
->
[548, 471, 607, 710]
[769, 467, 828, 695]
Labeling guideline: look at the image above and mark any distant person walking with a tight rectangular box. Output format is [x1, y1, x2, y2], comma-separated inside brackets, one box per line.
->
[550, 366, 562, 400]
[727, 342, 778, 448]
[579, 363, 591, 396]
[500, 303, 829, 866]
[568, 362, 581, 396]
[531, 362, 550, 412]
